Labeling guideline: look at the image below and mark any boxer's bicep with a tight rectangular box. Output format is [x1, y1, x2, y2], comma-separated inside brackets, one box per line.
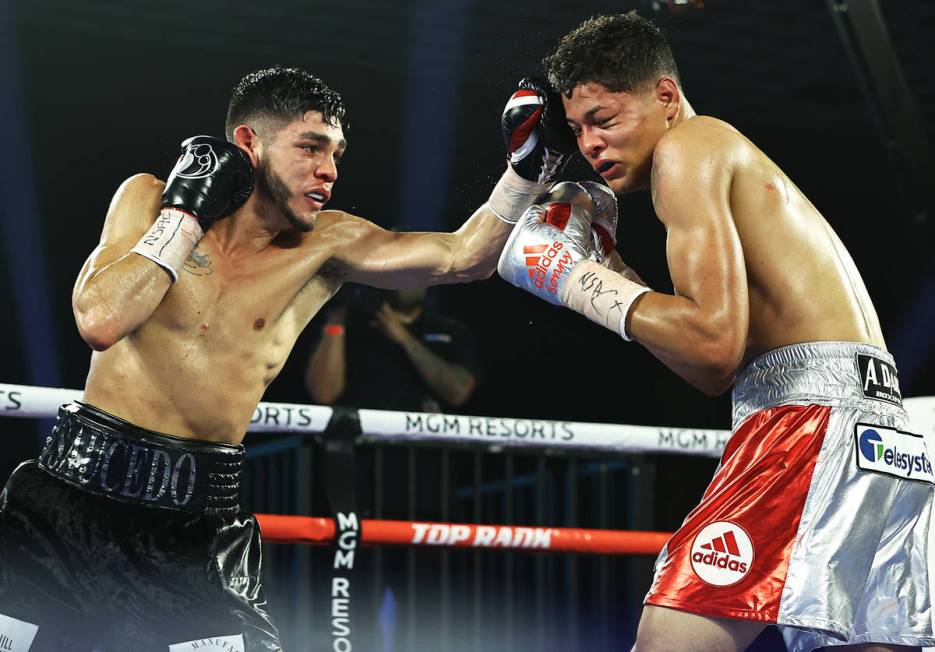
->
[654, 143, 749, 358]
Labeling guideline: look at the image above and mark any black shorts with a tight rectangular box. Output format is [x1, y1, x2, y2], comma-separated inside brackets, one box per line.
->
[0, 403, 282, 651]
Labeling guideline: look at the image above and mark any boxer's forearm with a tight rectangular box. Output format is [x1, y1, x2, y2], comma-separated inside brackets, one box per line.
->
[560, 261, 651, 335]
[399, 332, 476, 407]
[338, 205, 512, 288]
[559, 261, 741, 395]
[73, 253, 173, 351]
[628, 293, 744, 396]
[447, 204, 514, 280]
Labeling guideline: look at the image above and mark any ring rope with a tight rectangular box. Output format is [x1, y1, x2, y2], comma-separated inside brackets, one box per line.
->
[5, 382, 934, 456]
[0, 382, 729, 456]
[6, 382, 935, 559]
[254, 513, 671, 555]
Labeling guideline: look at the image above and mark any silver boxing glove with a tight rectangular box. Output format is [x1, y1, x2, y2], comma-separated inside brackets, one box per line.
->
[497, 181, 598, 306]
[580, 180, 618, 264]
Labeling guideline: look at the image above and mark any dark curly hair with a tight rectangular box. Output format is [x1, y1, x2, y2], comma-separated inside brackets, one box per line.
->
[225, 66, 348, 139]
[543, 12, 680, 97]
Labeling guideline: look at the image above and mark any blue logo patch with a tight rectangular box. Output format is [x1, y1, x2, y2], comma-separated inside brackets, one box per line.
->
[855, 424, 934, 484]
[858, 428, 885, 462]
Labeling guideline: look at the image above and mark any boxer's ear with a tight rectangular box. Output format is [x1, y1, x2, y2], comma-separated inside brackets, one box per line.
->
[232, 125, 261, 168]
[655, 77, 681, 124]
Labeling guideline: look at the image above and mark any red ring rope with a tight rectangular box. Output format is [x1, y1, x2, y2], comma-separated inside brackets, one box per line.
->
[256, 514, 671, 555]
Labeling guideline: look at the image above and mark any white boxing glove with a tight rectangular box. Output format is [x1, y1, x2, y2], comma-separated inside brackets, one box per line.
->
[497, 182, 598, 305]
[580, 180, 618, 264]
[499, 181, 651, 340]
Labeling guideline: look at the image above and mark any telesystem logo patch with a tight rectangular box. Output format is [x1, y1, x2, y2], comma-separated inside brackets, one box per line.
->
[856, 425, 933, 483]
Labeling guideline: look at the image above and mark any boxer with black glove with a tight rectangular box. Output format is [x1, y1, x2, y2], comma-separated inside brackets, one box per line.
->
[4, 64, 580, 651]
[131, 136, 254, 281]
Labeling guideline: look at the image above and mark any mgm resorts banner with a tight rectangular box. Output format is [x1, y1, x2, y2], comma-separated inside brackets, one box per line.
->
[357, 409, 729, 457]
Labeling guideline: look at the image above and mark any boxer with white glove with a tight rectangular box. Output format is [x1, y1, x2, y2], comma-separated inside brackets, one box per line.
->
[498, 181, 651, 340]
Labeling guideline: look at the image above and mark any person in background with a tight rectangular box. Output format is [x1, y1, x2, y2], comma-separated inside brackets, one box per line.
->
[306, 286, 481, 413]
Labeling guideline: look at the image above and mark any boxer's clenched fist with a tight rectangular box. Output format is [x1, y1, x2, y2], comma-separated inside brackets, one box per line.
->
[488, 79, 579, 224]
[162, 136, 255, 231]
[497, 182, 598, 305]
[580, 180, 618, 264]
[501, 78, 577, 185]
[131, 136, 255, 282]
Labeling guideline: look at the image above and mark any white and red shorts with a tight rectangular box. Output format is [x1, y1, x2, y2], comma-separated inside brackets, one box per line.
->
[645, 342, 935, 651]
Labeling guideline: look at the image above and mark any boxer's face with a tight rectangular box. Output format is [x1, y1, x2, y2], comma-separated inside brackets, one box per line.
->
[256, 111, 345, 231]
[563, 81, 673, 195]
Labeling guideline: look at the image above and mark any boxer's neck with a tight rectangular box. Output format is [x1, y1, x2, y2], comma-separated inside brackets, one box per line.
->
[206, 209, 284, 256]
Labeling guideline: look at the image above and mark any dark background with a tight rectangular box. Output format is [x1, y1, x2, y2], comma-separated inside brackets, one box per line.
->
[1, 0, 934, 650]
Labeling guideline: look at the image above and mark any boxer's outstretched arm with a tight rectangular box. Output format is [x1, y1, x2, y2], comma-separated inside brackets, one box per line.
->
[327, 203, 512, 289]
[72, 174, 172, 350]
[627, 135, 749, 395]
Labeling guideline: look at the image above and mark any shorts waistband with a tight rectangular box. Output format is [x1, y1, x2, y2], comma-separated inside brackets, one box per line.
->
[37, 402, 243, 514]
[731, 341, 904, 427]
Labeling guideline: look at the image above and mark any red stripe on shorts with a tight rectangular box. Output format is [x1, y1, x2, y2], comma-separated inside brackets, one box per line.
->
[645, 404, 831, 622]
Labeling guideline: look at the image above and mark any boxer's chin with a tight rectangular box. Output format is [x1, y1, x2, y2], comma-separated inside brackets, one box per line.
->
[607, 176, 634, 196]
[609, 168, 651, 195]
[282, 201, 315, 232]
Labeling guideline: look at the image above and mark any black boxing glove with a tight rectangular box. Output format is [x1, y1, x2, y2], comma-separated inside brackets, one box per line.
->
[488, 78, 578, 224]
[131, 136, 254, 282]
[162, 135, 255, 230]
[502, 77, 576, 184]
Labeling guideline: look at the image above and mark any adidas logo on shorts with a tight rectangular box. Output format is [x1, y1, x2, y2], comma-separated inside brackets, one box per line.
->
[690, 521, 754, 586]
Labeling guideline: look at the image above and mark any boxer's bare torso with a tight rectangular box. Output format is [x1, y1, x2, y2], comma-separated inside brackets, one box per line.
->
[80, 177, 340, 442]
[670, 116, 885, 363]
[642, 116, 884, 393]
[564, 81, 883, 394]
[77, 172, 505, 444]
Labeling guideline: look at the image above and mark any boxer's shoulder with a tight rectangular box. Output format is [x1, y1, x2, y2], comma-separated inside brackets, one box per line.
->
[293, 210, 381, 269]
[657, 116, 745, 159]
[100, 174, 164, 237]
[115, 173, 165, 201]
[652, 118, 748, 190]
[314, 208, 358, 226]
[313, 209, 384, 243]
[110, 174, 164, 217]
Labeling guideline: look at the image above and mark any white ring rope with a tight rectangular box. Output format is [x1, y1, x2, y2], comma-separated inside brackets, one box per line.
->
[3, 382, 934, 458]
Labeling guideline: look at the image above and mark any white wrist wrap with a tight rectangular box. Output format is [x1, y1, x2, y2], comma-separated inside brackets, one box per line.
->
[559, 260, 651, 341]
[488, 166, 551, 224]
[617, 285, 652, 341]
[130, 208, 204, 283]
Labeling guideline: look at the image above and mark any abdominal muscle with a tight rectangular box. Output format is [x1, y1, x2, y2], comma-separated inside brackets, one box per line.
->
[82, 263, 340, 445]
[82, 322, 291, 445]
